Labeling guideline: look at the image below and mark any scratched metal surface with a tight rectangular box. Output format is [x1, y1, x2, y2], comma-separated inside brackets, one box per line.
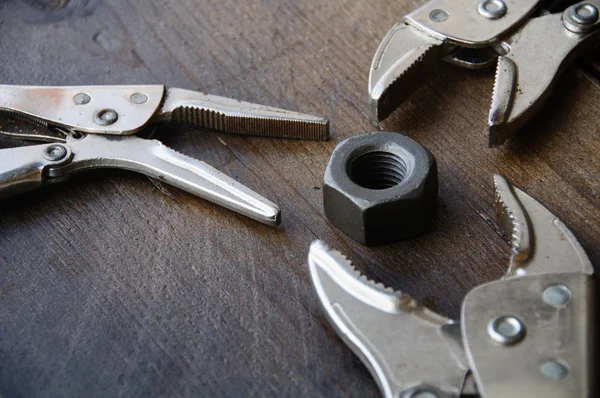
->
[0, 0, 599, 397]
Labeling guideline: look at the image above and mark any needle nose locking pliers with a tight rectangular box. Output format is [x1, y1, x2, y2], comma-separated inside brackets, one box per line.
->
[0, 85, 329, 225]
[308, 175, 595, 397]
[369, 0, 600, 146]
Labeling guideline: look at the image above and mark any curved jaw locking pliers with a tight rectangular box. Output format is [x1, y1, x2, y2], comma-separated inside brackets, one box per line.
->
[0, 85, 330, 226]
[370, 0, 600, 146]
[308, 175, 595, 397]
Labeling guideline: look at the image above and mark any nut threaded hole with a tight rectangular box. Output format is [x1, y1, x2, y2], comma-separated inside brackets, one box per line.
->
[350, 151, 407, 190]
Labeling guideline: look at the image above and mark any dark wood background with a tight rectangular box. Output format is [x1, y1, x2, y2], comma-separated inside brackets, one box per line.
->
[1, 0, 598, 397]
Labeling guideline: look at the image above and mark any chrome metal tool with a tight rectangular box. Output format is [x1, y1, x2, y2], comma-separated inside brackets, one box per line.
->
[370, 0, 600, 146]
[0, 85, 330, 226]
[308, 175, 595, 397]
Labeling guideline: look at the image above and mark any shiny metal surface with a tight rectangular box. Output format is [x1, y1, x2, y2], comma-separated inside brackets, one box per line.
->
[566, 2, 600, 30]
[42, 144, 68, 161]
[489, 7, 600, 145]
[0, 142, 72, 199]
[159, 88, 329, 141]
[369, 23, 448, 121]
[406, 0, 540, 45]
[0, 84, 331, 225]
[308, 241, 468, 398]
[493, 175, 594, 277]
[461, 175, 595, 397]
[486, 315, 526, 345]
[462, 273, 594, 398]
[564, 1, 600, 32]
[308, 175, 595, 397]
[478, 0, 508, 20]
[369, 0, 600, 146]
[0, 85, 164, 135]
[58, 134, 280, 225]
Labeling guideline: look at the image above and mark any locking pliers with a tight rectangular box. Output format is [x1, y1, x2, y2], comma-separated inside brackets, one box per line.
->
[0, 85, 329, 226]
[308, 175, 595, 397]
[370, 0, 600, 146]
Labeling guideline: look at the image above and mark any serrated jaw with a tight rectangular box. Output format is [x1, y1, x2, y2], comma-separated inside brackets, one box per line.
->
[308, 241, 407, 314]
[488, 57, 518, 147]
[369, 23, 444, 121]
[161, 88, 330, 141]
[492, 174, 593, 276]
[493, 174, 531, 270]
[307, 241, 466, 398]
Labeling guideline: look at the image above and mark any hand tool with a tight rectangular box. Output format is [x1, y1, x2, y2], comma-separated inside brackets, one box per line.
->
[370, 0, 600, 146]
[0, 85, 329, 226]
[323, 131, 437, 246]
[308, 175, 595, 397]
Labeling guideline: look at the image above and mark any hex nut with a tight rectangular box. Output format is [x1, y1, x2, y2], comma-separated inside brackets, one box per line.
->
[323, 131, 438, 246]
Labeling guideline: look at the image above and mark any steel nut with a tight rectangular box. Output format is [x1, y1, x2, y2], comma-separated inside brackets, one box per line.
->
[323, 131, 438, 246]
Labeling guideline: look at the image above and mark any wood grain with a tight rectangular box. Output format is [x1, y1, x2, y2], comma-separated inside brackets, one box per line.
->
[1, 0, 598, 397]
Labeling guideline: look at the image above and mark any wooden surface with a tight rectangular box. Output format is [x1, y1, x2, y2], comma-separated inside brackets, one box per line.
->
[0, 1, 599, 397]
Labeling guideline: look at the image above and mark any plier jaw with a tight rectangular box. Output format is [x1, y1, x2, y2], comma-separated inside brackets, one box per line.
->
[0, 84, 330, 225]
[368, 23, 449, 122]
[308, 175, 595, 397]
[369, 0, 600, 146]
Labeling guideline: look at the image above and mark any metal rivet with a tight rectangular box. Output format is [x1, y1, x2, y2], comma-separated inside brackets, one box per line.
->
[94, 109, 118, 126]
[402, 386, 440, 398]
[540, 359, 569, 381]
[73, 93, 91, 105]
[569, 3, 599, 25]
[487, 315, 525, 345]
[543, 285, 571, 306]
[409, 392, 438, 398]
[429, 9, 449, 22]
[43, 144, 68, 161]
[478, 0, 507, 19]
[130, 92, 148, 104]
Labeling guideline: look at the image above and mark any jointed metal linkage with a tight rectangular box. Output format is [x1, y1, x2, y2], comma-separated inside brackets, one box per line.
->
[370, 0, 600, 146]
[308, 175, 595, 397]
[0, 85, 330, 225]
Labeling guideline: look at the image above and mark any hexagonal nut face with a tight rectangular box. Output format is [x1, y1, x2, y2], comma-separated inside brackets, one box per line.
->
[323, 132, 438, 246]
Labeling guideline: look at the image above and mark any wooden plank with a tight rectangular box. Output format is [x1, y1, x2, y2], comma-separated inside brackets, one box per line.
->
[0, 0, 598, 396]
